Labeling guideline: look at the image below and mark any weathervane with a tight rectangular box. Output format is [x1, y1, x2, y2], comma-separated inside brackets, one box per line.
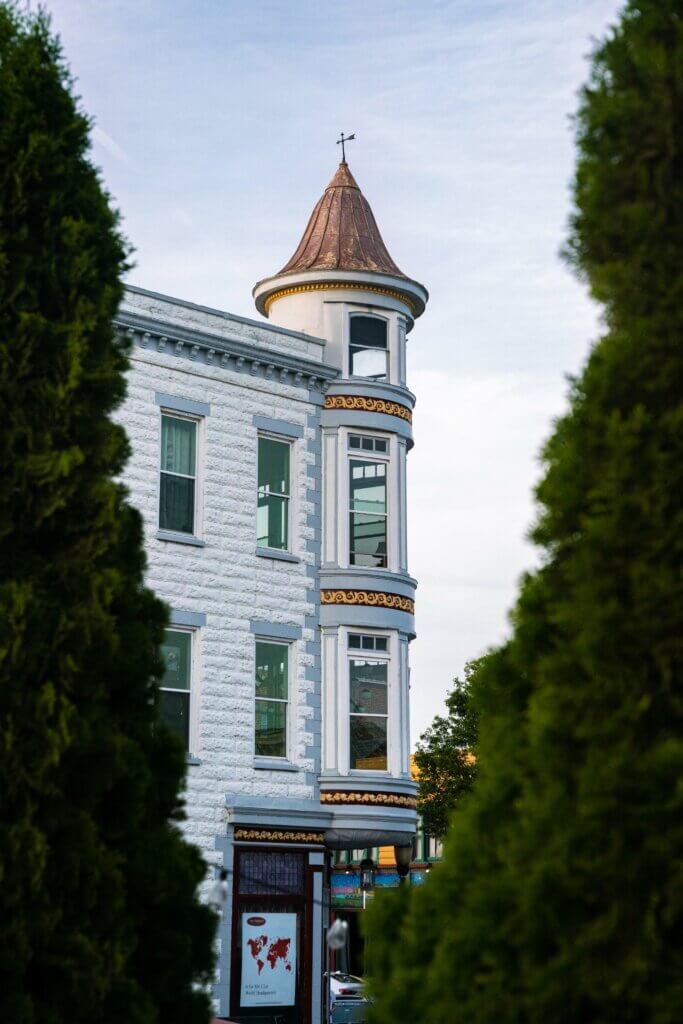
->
[337, 131, 355, 162]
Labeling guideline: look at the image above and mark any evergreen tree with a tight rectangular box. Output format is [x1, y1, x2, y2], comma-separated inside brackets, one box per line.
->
[414, 664, 478, 840]
[0, 7, 216, 1024]
[366, 2, 683, 1021]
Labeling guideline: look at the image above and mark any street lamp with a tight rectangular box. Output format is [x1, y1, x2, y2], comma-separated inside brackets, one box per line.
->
[359, 857, 375, 892]
[394, 845, 412, 884]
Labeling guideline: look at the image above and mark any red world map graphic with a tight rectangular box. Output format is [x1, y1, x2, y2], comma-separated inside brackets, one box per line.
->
[246, 935, 292, 976]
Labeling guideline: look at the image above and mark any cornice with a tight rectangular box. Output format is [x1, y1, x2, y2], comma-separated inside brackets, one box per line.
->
[320, 790, 418, 810]
[234, 827, 325, 845]
[115, 309, 339, 391]
[263, 281, 419, 317]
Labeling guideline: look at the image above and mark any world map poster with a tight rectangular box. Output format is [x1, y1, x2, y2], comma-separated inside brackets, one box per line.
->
[240, 912, 297, 1007]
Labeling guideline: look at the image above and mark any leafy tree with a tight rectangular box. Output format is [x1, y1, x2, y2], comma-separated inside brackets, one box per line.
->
[0, 7, 215, 1024]
[366, 2, 683, 1022]
[414, 664, 478, 839]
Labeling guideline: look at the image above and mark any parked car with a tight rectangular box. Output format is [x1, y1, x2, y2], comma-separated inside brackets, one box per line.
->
[327, 972, 370, 1024]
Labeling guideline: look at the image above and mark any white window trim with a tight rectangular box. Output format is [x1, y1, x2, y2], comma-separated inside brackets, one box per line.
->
[344, 626, 394, 776]
[342, 427, 397, 572]
[256, 431, 297, 556]
[158, 407, 205, 540]
[161, 624, 201, 757]
[253, 637, 295, 763]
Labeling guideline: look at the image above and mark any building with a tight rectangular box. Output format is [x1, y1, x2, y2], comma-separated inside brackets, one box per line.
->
[115, 159, 428, 1024]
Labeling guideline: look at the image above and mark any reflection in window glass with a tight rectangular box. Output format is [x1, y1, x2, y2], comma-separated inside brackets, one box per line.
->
[255, 640, 288, 757]
[350, 316, 388, 380]
[160, 629, 191, 748]
[159, 415, 197, 534]
[349, 459, 387, 567]
[349, 659, 388, 770]
[257, 437, 290, 550]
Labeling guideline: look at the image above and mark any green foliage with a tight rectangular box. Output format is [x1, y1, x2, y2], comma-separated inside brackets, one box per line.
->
[0, 7, 215, 1024]
[414, 663, 478, 839]
[366, 3, 683, 1022]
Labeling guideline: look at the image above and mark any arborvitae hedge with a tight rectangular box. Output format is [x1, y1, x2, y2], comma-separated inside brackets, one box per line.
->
[366, 2, 683, 1021]
[0, 8, 215, 1024]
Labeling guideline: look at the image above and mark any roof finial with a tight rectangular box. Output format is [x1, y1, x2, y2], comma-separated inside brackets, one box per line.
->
[336, 131, 355, 163]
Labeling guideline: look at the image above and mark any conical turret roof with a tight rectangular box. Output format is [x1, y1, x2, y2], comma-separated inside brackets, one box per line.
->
[277, 161, 407, 279]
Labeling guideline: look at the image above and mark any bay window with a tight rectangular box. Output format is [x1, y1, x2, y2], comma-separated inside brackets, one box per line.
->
[349, 641, 389, 771]
[349, 315, 388, 380]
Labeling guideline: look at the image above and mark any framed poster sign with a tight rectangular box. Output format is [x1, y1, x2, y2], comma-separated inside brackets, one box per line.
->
[240, 912, 297, 1007]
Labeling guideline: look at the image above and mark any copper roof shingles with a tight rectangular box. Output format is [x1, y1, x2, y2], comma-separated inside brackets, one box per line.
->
[277, 162, 407, 280]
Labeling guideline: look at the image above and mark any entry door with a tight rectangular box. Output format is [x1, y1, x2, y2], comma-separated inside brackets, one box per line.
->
[231, 848, 310, 1024]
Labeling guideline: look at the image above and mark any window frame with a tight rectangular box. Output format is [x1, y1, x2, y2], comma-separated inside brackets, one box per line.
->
[256, 432, 294, 554]
[158, 409, 204, 538]
[347, 630, 391, 774]
[347, 435, 390, 570]
[254, 637, 292, 762]
[159, 625, 199, 755]
[348, 312, 390, 381]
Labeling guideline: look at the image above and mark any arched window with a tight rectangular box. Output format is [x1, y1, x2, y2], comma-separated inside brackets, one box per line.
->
[349, 315, 388, 380]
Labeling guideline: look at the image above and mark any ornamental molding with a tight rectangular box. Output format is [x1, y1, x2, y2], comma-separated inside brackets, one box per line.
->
[263, 281, 419, 317]
[234, 827, 325, 845]
[320, 791, 418, 810]
[320, 589, 415, 615]
[114, 311, 338, 392]
[324, 394, 412, 424]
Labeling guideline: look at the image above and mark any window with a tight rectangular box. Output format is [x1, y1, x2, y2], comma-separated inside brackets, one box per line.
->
[257, 436, 291, 551]
[349, 316, 388, 379]
[348, 633, 388, 653]
[160, 629, 192, 749]
[255, 640, 289, 758]
[159, 414, 197, 534]
[426, 835, 443, 860]
[349, 658, 388, 770]
[349, 458, 387, 567]
[349, 434, 388, 454]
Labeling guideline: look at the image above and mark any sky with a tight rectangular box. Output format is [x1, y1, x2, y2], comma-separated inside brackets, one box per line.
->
[46, 0, 623, 741]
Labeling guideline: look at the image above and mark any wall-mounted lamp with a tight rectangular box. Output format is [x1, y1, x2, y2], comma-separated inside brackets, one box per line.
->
[394, 845, 412, 882]
[360, 857, 376, 892]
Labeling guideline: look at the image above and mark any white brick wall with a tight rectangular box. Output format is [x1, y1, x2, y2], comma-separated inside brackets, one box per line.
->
[117, 338, 320, 860]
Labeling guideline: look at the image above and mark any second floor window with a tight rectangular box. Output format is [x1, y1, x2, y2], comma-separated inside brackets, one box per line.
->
[255, 640, 289, 758]
[349, 657, 388, 770]
[257, 436, 291, 551]
[349, 315, 388, 380]
[349, 458, 387, 567]
[159, 414, 197, 534]
[160, 629, 192, 749]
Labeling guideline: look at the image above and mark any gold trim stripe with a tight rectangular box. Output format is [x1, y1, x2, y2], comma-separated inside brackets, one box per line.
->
[320, 589, 414, 614]
[324, 394, 412, 424]
[263, 281, 419, 316]
[320, 791, 418, 810]
[234, 828, 325, 844]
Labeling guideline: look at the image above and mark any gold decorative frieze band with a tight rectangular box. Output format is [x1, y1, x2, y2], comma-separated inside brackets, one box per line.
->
[324, 394, 412, 424]
[320, 589, 415, 615]
[320, 791, 418, 810]
[263, 281, 419, 317]
[234, 827, 325, 845]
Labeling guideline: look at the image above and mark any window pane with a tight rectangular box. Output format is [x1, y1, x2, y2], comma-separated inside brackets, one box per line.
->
[350, 511, 387, 567]
[161, 630, 191, 690]
[350, 346, 387, 379]
[239, 851, 304, 895]
[375, 637, 388, 652]
[350, 316, 387, 350]
[160, 690, 189, 748]
[255, 641, 288, 699]
[350, 460, 386, 513]
[255, 699, 287, 757]
[258, 437, 290, 496]
[350, 660, 387, 714]
[257, 493, 289, 550]
[160, 473, 195, 533]
[348, 634, 361, 649]
[161, 416, 196, 475]
[350, 716, 387, 770]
